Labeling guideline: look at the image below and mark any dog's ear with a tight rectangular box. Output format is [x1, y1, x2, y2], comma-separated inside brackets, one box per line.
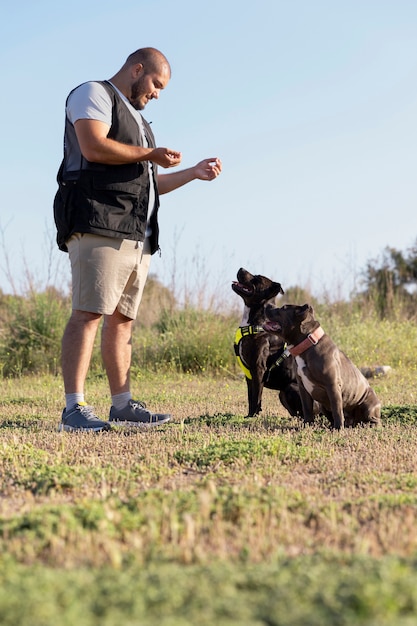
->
[299, 304, 315, 333]
[275, 282, 284, 296]
[296, 304, 310, 317]
[297, 304, 314, 322]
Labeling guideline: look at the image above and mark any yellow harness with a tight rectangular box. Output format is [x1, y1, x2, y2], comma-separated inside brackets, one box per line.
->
[234, 325, 290, 381]
[234, 325, 264, 380]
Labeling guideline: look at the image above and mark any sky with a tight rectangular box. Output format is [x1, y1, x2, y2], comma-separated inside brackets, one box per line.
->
[1, 0, 416, 304]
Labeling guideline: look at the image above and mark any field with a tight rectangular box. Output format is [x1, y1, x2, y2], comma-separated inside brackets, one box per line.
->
[1, 356, 417, 625]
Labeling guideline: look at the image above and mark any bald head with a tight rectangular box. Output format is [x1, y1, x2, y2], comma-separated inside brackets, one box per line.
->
[124, 47, 171, 78]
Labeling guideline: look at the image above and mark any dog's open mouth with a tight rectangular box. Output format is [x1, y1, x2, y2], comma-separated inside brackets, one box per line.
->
[232, 281, 254, 295]
[262, 321, 282, 333]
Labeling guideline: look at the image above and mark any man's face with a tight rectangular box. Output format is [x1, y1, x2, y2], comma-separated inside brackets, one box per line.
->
[129, 64, 170, 110]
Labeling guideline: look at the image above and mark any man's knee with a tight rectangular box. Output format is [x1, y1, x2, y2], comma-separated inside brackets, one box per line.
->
[69, 309, 103, 326]
[103, 309, 134, 332]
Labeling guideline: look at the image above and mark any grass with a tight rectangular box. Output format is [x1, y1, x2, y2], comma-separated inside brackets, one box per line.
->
[1, 366, 417, 624]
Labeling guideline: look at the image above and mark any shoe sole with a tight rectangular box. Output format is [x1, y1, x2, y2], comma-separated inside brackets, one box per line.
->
[58, 423, 112, 433]
[109, 417, 171, 428]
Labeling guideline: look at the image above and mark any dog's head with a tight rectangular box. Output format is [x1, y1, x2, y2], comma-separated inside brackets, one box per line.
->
[263, 303, 316, 340]
[232, 268, 284, 306]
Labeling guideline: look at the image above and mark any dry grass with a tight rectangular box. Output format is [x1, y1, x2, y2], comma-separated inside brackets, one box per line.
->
[0, 367, 416, 571]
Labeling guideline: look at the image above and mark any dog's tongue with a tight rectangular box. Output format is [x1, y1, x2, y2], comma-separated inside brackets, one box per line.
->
[262, 321, 281, 333]
[232, 281, 253, 294]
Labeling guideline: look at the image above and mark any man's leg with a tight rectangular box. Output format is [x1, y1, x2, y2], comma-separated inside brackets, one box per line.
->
[59, 309, 111, 431]
[101, 308, 133, 396]
[62, 309, 102, 394]
[102, 308, 171, 427]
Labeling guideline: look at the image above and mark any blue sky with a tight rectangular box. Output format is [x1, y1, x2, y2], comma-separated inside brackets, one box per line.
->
[1, 0, 416, 303]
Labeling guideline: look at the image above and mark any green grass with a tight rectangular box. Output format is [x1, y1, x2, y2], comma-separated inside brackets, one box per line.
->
[1, 366, 417, 624]
[2, 556, 417, 626]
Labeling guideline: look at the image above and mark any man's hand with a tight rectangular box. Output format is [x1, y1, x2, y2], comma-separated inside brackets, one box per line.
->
[193, 157, 222, 180]
[149, 148, 182, 168]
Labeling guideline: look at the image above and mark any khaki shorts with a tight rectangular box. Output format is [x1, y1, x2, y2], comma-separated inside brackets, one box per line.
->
[67, 233, 151, 319]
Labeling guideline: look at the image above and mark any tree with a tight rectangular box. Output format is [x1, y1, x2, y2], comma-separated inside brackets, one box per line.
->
[359, 239, 417, 318]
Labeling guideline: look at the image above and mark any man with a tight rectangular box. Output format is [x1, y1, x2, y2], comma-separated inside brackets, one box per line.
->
[53, 47, 222, 432]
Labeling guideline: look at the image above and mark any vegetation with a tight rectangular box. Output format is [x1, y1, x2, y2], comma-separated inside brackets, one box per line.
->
[0, 244, 417, 624]
[360, 239, 417, 319]
[1, 371, 417, 625]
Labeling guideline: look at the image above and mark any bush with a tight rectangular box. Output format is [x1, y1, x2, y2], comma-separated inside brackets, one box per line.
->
[0, 277, 415, 378]
[0, 289, 69, 377]
[132, 307, 238, 374]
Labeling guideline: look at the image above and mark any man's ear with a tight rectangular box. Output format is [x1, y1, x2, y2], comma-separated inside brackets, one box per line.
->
[133, 63, 144, 78]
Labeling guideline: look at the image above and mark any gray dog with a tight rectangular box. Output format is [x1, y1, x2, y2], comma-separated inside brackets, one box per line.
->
[263, 303, 381, 429]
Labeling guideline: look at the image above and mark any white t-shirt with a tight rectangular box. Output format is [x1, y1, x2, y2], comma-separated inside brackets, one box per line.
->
[67, 81, 156, 233]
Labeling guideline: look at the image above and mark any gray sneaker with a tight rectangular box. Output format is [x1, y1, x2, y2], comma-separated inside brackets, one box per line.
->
[59, 403, 112, 432]
[109, 399, 171, 427]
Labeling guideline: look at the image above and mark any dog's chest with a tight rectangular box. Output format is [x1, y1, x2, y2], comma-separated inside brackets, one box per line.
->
[295, 356, 315, 394]
[240, 305, 251, 327]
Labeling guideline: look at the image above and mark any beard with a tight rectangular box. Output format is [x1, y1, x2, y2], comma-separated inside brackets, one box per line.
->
[129, 76, 147, 110]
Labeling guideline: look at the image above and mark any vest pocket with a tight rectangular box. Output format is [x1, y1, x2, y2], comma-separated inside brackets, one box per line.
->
[88, 175, 148, 236]
[53, 181, 78, 251]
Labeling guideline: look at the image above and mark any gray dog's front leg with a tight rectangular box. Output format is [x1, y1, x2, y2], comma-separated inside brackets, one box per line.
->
[327, 385, 344, 429]
[298, 382, 315, 424]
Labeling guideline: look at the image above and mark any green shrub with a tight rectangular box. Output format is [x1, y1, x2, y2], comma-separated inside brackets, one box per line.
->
[0, 289, 69, 376]
[0, 280, 415, 378]
[132, 307, 238, 374]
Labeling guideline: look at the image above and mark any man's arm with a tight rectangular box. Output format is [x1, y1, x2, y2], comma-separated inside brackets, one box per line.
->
[158, 158, 222, 195]
[74, 119, 182, 168]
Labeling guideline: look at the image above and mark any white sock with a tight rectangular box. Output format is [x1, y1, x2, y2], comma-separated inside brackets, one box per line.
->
[111, 392, 132, 411]
[65, 393, 85, 411]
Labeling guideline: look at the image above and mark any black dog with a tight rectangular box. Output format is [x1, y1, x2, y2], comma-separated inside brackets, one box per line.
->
[232, 268, 303, 418]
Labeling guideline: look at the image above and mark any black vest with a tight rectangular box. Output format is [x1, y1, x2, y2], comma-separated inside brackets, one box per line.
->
[53, 81, 160, 253]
